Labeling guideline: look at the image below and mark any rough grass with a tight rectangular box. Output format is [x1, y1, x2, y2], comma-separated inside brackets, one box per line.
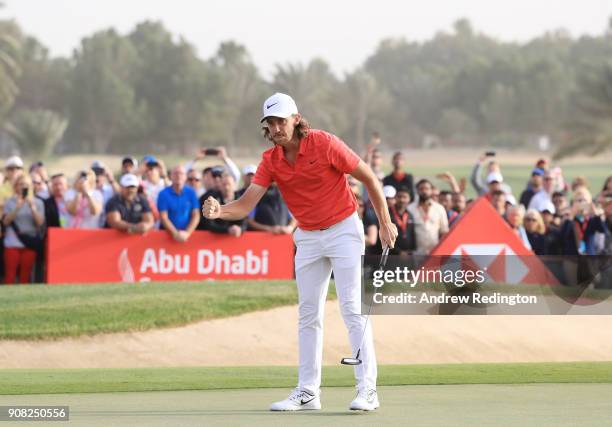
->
[0, 281, 333, 340]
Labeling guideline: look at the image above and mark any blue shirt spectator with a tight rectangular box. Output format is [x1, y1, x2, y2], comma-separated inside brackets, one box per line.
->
[158, 166, 201, 242]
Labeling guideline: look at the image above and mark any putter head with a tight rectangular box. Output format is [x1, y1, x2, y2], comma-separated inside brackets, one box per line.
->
[340, 357, 362, 366]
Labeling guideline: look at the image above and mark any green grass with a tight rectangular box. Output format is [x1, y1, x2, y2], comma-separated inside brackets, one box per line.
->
[0, 362, 610, 395]
[0, 281, 328, 340]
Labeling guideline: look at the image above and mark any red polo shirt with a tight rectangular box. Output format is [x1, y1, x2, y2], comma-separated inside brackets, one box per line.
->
[252, 129, 360, 230]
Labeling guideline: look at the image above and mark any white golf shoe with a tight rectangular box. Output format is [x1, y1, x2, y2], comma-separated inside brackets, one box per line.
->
[349, 388, 379, 411]
[269, 388, 321, 411]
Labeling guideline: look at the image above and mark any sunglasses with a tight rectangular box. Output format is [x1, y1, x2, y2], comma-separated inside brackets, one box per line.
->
[524, 218, 537, 222]
[188, 177, 200, 182]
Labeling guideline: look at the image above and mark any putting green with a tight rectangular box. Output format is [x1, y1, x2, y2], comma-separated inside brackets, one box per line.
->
[1, 384, 610, 426]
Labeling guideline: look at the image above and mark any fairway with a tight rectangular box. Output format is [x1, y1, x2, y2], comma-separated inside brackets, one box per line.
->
[1, 384, 610, 426]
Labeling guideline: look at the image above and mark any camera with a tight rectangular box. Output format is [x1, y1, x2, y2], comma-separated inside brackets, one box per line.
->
[204, 148, 220, 156]
[21, 188, 28, 198]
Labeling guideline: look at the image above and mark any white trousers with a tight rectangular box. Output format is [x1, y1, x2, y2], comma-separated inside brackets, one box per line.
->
[293, 211, 377, 394]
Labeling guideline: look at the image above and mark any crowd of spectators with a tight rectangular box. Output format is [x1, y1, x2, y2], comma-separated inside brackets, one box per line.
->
[0, 148, 289, 284]
[0, 135, 611, 285]
[357, 134, 612, 286]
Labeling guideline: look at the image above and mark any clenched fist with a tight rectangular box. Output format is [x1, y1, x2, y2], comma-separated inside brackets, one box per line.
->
[202, 196, 221, 219]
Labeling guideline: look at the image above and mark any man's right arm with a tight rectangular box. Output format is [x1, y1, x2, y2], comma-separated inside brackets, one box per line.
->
[203, 184, 267, 221]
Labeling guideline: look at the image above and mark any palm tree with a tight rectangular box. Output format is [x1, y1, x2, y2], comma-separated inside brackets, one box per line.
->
[5, 109, 68, 156]
[0, 5, 22, 118]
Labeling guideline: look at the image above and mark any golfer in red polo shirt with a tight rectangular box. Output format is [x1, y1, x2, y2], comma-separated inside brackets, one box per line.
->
[203, 93, 397, 411]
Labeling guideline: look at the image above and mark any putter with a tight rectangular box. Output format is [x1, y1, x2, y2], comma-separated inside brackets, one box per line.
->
[341, 246, 390, 366]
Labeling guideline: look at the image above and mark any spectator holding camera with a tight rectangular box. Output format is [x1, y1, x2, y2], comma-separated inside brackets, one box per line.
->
[198, 173, 246, 237]
[158, 166, 200, 243]
[2, 175, 45, 284]
[66, 170, 104, 229]
[559, 187, 606, 256]
[105, 174, 154, 235]
[187, 147, 241, 188]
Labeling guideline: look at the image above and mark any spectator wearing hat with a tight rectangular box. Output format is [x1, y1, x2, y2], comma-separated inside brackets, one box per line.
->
[0, 156, 24, 214]
[383, 185, 396, 207]
[105, 174, 154, 234]
[383, 152, 414, 201]
[240, 165, 257, 193]
[471, 153, 513, 199]
[158, 166, 200, 243]
[408, 179, 449, 255]
[198, 173, 246, 237]
[44, 173, 71, 228]
[2, 174, 45, 284]
[186, 168, 204, 197]
[186, 147, 241, 188]
[520, 168, 544, 208]
[529, 170, 556, 213]
[65, 170, 104, 229]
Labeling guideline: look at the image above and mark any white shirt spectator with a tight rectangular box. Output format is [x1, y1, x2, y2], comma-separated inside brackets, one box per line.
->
[408, 200, 449, 255]
[142, 180, 167, 204]
[528, 190, 553, 212]
[65, 188, 104, 229]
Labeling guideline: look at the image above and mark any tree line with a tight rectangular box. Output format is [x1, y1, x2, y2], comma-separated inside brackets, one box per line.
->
[1, 15, 612, 158]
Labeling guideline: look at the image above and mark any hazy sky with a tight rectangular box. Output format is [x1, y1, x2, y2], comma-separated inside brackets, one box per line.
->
[4, 0, 611, 78]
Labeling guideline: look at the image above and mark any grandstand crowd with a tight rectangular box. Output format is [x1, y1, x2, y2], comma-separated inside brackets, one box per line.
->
[1, 134, 611, 285]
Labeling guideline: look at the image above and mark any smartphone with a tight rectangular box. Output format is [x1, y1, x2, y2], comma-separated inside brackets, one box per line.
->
[204, 148, 220, 155]
[80, 171, 88, 179]
[21, 188, 28, 198]
[485, 151, 496, 157]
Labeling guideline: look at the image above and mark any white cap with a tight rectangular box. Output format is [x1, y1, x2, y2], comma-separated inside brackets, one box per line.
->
[91, 160, 105, 169]
[243, 164, 257, 175]
[383, 185, 397, 199]
[260, 93, 298, 123]
[539, 200, 556, 214]
[5, 155, 23, 168]
[120, 173, 140, 187]
[486, 171, 504, 184]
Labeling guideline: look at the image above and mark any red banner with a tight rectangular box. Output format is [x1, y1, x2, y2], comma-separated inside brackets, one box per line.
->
[46, 229, 295, 284]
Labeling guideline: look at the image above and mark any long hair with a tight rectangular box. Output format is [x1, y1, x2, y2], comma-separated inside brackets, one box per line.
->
[262, 116, 310, 143]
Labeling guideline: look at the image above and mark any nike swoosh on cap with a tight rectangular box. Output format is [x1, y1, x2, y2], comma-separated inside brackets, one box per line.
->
[266, 102, 278, 109]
